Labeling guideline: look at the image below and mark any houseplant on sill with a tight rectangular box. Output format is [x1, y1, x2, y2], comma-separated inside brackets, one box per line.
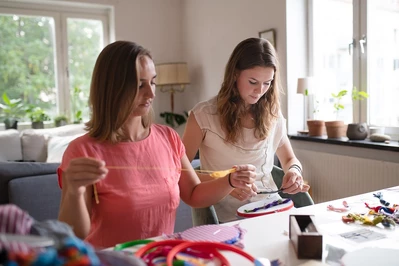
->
[0, 92, 25, 129]
[160, 111, 188, 128]
[54, 114, 68, 127]
[346, 87, 369, 140]
[306, 95, 325, 137]
[325, 89, 347, 138]
[26, 106, 51, 129]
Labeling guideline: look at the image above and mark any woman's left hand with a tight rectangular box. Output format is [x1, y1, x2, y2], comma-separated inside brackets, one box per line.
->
[281, 168, 310, 194]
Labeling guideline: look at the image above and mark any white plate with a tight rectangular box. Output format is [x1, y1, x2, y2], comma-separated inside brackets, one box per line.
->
[341, 247, 399, 266]
[0, 233, 54, 248]
[237, 198, 294, 218]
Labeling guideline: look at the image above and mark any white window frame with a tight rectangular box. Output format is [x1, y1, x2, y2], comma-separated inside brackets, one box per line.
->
[309, 0, 399, 140]
[0, 1, 112, 120]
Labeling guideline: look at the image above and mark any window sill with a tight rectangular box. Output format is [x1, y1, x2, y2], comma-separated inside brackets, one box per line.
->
[288, 134, 399, 153]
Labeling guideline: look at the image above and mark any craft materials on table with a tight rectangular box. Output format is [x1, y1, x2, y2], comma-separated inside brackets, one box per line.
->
[237, 198, 293, 218]
[113, 224, 280, 266]
[340, 191, 398, 228]
[327, 201, 350, 213]
[339, 228, 386, 244]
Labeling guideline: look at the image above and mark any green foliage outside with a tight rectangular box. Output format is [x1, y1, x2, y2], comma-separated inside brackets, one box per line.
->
[0, 15, 55, 119]
[0, 14, 103, 123]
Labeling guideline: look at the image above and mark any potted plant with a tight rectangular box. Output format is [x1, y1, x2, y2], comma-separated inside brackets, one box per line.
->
[306, 94, 325, 137]
[54, 114, 68, 127]
[26, 106, 51, 129]
[0, 93, 25, 129]
[346, 87, 369, 140]
[160, 111, 188, 128]
[325, 89, 347, 138]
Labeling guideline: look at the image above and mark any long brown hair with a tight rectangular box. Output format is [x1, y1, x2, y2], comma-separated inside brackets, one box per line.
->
[86, 41, 153, 143]
[217, 38, 281, 143]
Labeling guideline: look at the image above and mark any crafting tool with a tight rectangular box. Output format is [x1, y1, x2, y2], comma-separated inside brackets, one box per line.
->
[257, 189, 283, 194]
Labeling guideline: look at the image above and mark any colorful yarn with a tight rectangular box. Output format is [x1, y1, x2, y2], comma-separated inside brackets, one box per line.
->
[244, 199, 292, 213]
[342, 213, 396, 228]
[373, 192, 390, 206]
[2, 237, 102, 266]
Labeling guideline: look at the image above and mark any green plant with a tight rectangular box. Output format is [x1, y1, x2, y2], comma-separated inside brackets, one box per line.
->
[73, 110, 83, 124]
[331, 89, 348, 119]
[352, 87, 369, 101]
[54, 114, 68, 123]
[0, 93, 25, 124]
[26, 106, 51, 123]
[160, 111, 188, 128]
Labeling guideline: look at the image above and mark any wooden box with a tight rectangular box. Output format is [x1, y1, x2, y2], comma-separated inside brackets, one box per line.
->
[289, 214, 323, 260]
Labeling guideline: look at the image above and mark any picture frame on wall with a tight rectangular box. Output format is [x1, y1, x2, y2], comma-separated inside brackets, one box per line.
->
[259, 29, 276, 48]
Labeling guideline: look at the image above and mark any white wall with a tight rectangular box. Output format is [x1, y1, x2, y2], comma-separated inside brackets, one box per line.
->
[181, 0, 288, 120]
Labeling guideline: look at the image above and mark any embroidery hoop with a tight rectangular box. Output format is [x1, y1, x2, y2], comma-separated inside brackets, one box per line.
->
[179, 224, 240, 243]
[237, 198, 294, 218]
[135, 239, 258, 266]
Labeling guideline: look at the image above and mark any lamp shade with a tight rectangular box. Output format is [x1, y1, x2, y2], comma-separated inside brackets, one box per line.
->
[155, 63, 190, 86]
[297, 77, 313, 95]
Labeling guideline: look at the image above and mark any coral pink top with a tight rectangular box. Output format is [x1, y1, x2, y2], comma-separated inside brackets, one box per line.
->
[58, 124, 184, 248]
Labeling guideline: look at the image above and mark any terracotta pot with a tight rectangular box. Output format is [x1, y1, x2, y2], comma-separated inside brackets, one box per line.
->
[325, 121, 346, 138]
[307, 120, 325, 136]
[346, 123, 368, 140]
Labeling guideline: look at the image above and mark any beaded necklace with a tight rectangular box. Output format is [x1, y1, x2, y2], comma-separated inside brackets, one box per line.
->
[244, 198, 292, 213]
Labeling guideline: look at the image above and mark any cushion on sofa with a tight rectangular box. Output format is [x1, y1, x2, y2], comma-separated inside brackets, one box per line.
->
[0, 129, 23, 161]
[46, 134, 83, 163]
[21, 124, 86, 162]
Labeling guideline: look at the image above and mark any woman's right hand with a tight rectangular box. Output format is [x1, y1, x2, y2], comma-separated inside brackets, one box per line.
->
[63, 157, 108, 196]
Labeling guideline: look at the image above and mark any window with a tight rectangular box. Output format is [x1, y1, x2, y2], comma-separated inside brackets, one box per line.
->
[310, 0, 399, 138]
[0, 2, 110, 123]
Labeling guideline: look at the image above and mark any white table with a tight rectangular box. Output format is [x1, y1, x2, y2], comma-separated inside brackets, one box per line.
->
[223, 186, 399, 265]
[113, 187, 399, 265]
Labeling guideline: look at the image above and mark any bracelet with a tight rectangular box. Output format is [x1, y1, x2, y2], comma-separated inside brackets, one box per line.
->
[228, 173, 236, 188]
[289, 164, 302, 175]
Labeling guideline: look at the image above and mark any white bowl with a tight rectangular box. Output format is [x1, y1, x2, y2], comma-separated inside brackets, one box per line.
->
[369, 126, 385, 135]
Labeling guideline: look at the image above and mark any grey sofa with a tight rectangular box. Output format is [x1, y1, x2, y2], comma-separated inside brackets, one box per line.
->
[0, 161, 194, 233]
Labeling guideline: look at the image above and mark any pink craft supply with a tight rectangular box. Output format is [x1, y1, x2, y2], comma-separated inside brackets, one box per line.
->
[180, 224, 240, 243]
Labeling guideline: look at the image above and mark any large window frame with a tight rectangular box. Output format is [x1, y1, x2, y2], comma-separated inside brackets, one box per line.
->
[309, 0, 399, 140]
[0, 1, 111, 122]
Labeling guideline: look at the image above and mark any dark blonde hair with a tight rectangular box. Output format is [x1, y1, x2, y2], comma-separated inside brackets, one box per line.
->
[217, 38, 281, 143]
[86, 41, 153, 143]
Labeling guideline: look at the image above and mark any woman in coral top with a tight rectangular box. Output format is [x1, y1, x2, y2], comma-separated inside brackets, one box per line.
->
[57, 41, 256, 248]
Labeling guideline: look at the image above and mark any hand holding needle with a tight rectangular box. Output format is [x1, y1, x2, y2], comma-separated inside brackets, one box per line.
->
[257, 189, 284, 194]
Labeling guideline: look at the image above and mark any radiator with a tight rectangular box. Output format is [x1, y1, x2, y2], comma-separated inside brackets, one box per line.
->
[295, 149, 399, 203]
